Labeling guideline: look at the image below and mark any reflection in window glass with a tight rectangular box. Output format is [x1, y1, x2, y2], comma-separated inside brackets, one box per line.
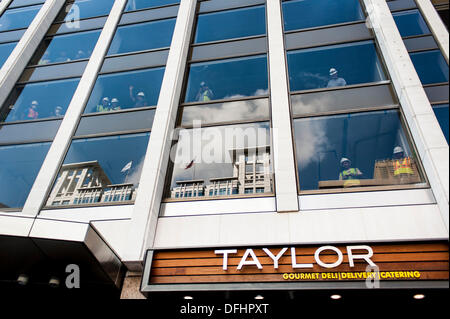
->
[1, 78, 80, 123]
[282, 0, 364, 32]
[31, 30, 101, 65]
[0, 142, 50, 209]
[293, 110, 423, 191]
[108, 19, 176, 55]
[0, 5, 41, 32]
[433, 104, 449, 143]
[393, 9, 430, 37]
[194, 5, 266, 44]
[125, 0, 180, 11]
[46, 133, 150, 207]
[84, 68, 164, 114]
[62, 0, 115, 21]
[0, 41, 16, 67]
[166, 122, 272, 200]
[287, 41, 386, 92]
[184, 55, 268, 103]
[410, 50, 449, 85]
[180, 98, 270, 126]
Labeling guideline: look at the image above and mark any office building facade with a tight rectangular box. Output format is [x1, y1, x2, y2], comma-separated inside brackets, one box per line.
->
[0, 0, 448, 301]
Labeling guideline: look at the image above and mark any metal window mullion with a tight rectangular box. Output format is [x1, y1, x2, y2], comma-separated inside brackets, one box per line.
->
[21, 0, 129, 217]
[123, 0, 198, 270]
[266, 0, 299, 213]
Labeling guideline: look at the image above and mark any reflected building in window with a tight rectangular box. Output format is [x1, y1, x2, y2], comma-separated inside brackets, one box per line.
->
[170, 146, 272, 199]
[46, 161, 136, 207]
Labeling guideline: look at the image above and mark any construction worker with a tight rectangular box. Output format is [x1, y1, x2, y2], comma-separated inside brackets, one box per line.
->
[196, 81, 214, 102]
[392, 146, 414, 176]
[96, 97, 111, 113]
[23, 100, 39, 120]
[129, 85, 148, 107]
[339, 157, 363, 187]
[111, 98, 121, 111]
[327, 68, 347, 88]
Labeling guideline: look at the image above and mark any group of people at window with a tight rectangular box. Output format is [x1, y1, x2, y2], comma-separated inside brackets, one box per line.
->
[5, 100, 65, 122]
[94, 85, 149, 113]
[193, 67, 346, 103]
[337, 146, 416, 187]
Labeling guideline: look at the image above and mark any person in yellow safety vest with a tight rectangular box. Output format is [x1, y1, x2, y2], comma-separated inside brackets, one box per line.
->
[339, 157, 363, 187]
[96, 97, 111, 113]
[196, 81, 214, 102]
[392, 146, 414, 176]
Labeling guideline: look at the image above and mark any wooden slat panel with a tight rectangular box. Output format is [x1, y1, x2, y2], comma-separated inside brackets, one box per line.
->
[151, 261, 449, 277]
[148, 242, 449, 285]
[150, 271, 449, 284]
[152, 252, 449, 268]
[154, 243, 448, 260]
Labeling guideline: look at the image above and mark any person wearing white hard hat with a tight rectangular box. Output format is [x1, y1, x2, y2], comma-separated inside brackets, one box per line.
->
[96, 97, 111, 113]
[129, 85, 148, 107]
[339, 157, 363, 187]
[392, 146, 414, 177]
[22, 100, 39, 120]
[111, 98, 121, 111]
[327, 67, 347, 88]
[196, 81, 214, 102]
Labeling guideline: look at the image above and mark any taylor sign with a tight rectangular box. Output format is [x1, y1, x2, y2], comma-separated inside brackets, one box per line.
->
[215, 245, 376, 270]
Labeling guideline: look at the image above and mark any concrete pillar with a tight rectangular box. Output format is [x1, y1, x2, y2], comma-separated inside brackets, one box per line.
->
[121, 0, 198, 270]
[0, 0, 66, 108]
[363, 0, 449, 230]
[0, 0, 13, 16]
[22, 0, 129, 217]
[416, 0, 449, 63]
[266, 0, 300, 213]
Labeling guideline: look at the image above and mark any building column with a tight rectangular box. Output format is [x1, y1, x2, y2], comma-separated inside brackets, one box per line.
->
[0, 0, 13, 16]
[21, 0, 129, 217]
[416, 0, 449, 63]
[0, 0, 65, 107]
[121, 0, 198, 270]
[363, 0, 449, 230]
[266, 0, 300, 213]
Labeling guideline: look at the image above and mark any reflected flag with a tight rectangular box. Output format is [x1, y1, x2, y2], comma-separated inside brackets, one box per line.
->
[185, 159, 195, 170]
[121, 161, 133, 173]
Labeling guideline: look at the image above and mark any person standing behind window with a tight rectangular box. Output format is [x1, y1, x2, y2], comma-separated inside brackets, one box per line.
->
[327, 68, 347, 88]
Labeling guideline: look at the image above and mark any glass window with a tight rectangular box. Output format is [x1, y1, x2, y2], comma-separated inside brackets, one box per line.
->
[61, 0, 115, 21]
[433, 104, 449, 143]
[84, 67, 165, 114]
[108, 18, 176, 55]
[180, 98, 270, 127]
[0, 41, 15, 67]
[282, 0, 364, 32]
[31, 30, 101, 65]
[410, 50, 449, 85]
[166, 122, 273, 200]
[0, 120, 61, 144]
[194, 5, 266, 44]
[1, 78, 80, 123]
[0, 5, 41, 32]
[287, 41, 387, 92]
[184, 54, 268, 103]
[76, 109, 155, 136]
[291, 85, 396, 117]
[46, 133, 150, 207]
[393, 9, 430, 37]
[0, 142, 50, 209]
[125, 0, 180, 11]
[293, 110, 424, 191]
